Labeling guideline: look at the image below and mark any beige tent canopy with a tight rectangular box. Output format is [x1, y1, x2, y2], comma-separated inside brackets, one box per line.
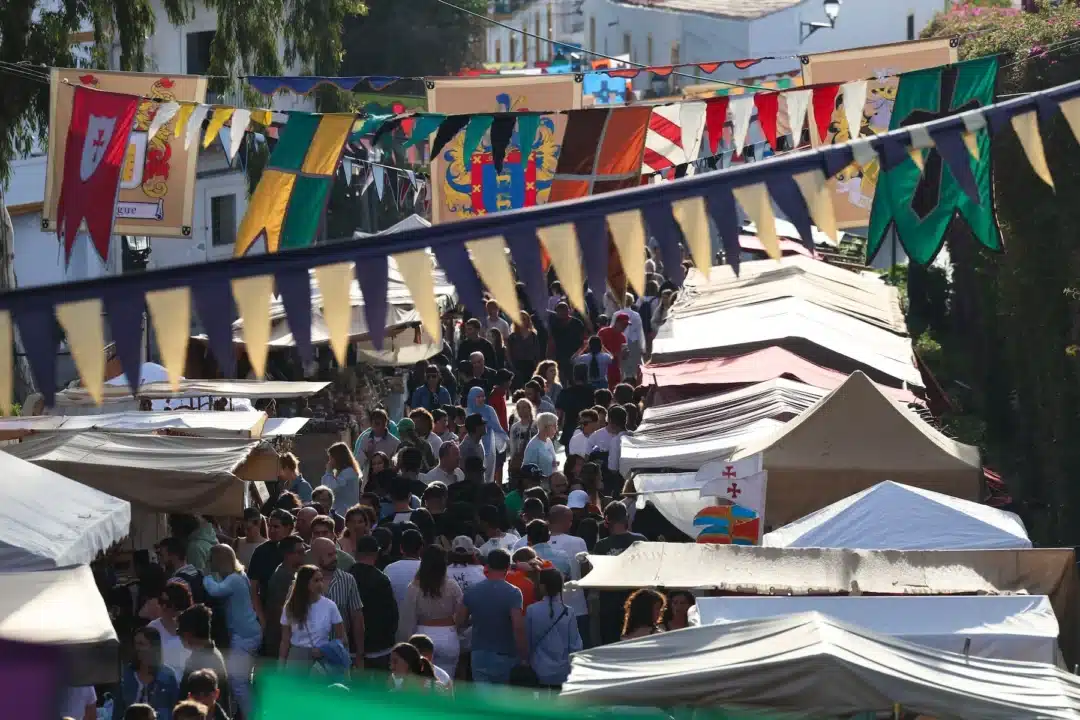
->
[5, 432, 278, 515]
[0, 566, 120, 685]
[0, 410, 271, 441]
[561, 612, 1080, 719]
[729, 371, 981, 526]
[52, 380, 330, 408]
[572, 542, 1080, 666]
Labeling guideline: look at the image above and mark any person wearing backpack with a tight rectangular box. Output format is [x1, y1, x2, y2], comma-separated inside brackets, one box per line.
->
[525, 568, 582, 688]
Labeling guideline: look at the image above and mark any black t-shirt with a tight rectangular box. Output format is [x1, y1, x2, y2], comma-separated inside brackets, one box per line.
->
[556, 384, 595, 445]
[348, 563, 399, 655]
[549, 316, 586, 360]
[457, 337, 496, 367]
[247, 540, 283, 598]
[461, 369, 496, 397]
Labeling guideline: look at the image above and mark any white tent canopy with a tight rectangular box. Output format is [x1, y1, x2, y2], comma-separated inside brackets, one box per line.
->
[0, 410, 270, 440]
[763, 480, 1031, 550]
[561, 612, 1080, 720]
[0, 450, 130, 570]
[0, 566, 120, 685]
[695, 596, 1060, 665]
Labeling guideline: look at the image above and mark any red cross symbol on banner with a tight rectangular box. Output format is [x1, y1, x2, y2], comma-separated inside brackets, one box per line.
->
[727, 482, 741, 499]
[722, 465, 736, 478]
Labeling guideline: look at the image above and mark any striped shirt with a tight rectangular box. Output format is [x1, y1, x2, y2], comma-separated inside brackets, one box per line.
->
[325, 568, 363, 646]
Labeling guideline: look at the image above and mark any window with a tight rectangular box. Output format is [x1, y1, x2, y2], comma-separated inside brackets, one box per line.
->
[185, 31, 215, 75]
[210, 194, 237, 247]
[647, 34, 653, 65]
[623, 32, 632, 59]
[495, 39, 502, 63]
[906, 12, 915, 40]
[589, 16, 596, 51]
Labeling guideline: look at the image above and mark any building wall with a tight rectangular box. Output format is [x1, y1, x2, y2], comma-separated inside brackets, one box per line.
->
[485, 0, 586, 65]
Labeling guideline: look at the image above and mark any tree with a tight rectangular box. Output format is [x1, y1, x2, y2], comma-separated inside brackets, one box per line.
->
[914, 0, 1080, 544]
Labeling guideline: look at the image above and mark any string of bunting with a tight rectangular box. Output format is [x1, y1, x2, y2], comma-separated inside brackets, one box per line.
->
[11, 56, 1080, 412]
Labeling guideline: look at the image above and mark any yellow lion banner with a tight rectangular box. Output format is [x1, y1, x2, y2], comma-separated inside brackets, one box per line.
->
[802, 38, 957, 230]
[426, 75, 582, 225]
[43, 69, 207, 238]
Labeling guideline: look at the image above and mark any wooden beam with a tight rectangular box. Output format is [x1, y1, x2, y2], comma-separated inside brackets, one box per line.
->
[6, 202, 43, 217]
[69, 30, 94, 44]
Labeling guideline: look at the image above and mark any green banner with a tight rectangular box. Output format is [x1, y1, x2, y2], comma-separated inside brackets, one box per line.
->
[867, 55, 1000, 265]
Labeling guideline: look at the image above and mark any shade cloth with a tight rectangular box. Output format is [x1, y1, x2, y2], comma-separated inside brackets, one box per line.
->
[571, 542, 1080, 667]
[620, 417, 785, 478]
[0, 450, 129, 570]
[651, 297, 922, 388]
[0, 566, 120, 685]
[0, 410, 270, 440]
[763, 480, 1030, 551]
[54, 380, 330, 407]
[561, 612, 1080, 719]
[6, 432, 278, 514]
[738, 234, 816, 258]
[695, 595, 1060, 665]
[642, 346, 919, 406]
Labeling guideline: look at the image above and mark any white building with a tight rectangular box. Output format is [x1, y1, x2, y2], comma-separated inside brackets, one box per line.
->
[580, 0, 949, 93]
[485, 0, 587, 65]
[6, 0, 312, 289]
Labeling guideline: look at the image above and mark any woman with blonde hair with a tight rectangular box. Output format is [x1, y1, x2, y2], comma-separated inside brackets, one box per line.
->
[509, 397, 538, 469]
[522, 412, 559, 478]
[322, 442, 362, 516]
[203, 544, 261, 716]
[279, 565, 346, 670]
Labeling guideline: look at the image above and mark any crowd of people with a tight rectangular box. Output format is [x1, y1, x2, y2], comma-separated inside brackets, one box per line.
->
[68, 268, 696, 720]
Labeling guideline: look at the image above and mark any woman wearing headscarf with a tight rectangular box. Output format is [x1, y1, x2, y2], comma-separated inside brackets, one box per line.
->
[465, 386, 508, 484]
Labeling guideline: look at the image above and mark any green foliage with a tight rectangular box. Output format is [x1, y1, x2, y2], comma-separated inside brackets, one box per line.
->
[915, 0, 1080, 543]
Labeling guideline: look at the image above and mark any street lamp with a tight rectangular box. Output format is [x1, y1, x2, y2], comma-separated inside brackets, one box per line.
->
[800, 0, 841, 43]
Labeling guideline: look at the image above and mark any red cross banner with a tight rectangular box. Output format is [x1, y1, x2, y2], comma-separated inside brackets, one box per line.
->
[55, 86, 139, 263]
[694, 454, 767, 545]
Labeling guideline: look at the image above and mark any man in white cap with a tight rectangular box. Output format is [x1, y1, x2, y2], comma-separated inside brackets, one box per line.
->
[567, 489, 590, 513]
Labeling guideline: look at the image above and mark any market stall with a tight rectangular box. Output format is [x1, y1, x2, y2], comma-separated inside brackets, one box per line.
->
[5, 431, 277, 515]
[50, 379, 330, 414]
[0, 450, 130, 570]
[0, 410, 271, 441]
[0, 566, 120, 685]
[695, 595, 1060, 665]
[561, 612, 1080, 719]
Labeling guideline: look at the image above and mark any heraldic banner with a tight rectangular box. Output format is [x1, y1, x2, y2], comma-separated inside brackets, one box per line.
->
[43, 68, 208, 238]
[802, 38, 957, 230]
[426, 75, 582, 224]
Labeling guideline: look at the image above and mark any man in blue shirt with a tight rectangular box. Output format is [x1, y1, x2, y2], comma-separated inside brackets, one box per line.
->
[410, 365, 452, 413]
[458, 549, 525, 684]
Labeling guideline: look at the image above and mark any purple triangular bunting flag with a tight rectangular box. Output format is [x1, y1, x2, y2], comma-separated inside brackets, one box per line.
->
[766, 173, 816, 251]
[355, 254, 389, 350]
[192, 279, 237, 378]
[704, 185, 742, 275]
[14, 306, 60, 405]
[575, 215, 609, 298]
[505, 227, 549, 326]
[642, 203, 685, 287]
[434, 243, 485, 319]
[102, 289, 147, 394]
[930, 127, 980, 205]
[274, 268, 313, 365]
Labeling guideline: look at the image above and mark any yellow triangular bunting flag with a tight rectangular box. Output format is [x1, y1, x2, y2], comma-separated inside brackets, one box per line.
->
[466, 236, 521, 325]
[909, 147, 925, 173]
[250, 109, 274, 127]
[232, 275, 275, 379]
[173, 103, 196, 139]
[313, 262, 355, 367]
[1011, 111, 1054, 189]
[394, 251, 442, 346]
[792, 169, 839, 245]
[732, 184, 780, 260]
[962, 132, 980, 161]
[536, 223, 585, 313]
[146, 287, 191, 390]
[0, 311, 12, 416]
[204, 107, 235, 149]
[671, 196, 711, 275]
[606, 209, 646, 296]
[56, 299, 106, 405]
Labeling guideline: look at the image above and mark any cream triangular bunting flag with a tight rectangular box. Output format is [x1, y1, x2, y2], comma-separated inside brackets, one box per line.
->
[394, 251, 442, 345]
[671, 196, 711, 273]
[204, 107, 235, 149]
[732, 184, 780, 260]
[313, 263, 355, 367]
[840, 80, 867, 139]
[232, 275, 275, 379]
[537, 223, 585, 312]
[908, 148, 925, 173]
[1011, 111, 1054, 189]
[783, 89, 812, 147]
[227, 109, 251, 161]
[679, 101, 707, 165]
[56, 299, 106, 404]
[466, 236, 521, 324]
[1057, 96, 1080, 147]
[148, 101, 180, 144]
[146, 287, 191, 390]
[960, 109, 986, 161]
[606, 209, 646, 296]
[729, 96, 754, 156]
[185, 104, 209, 151]
[0, 312, 11, 415]
[793, 169, 838, 244]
